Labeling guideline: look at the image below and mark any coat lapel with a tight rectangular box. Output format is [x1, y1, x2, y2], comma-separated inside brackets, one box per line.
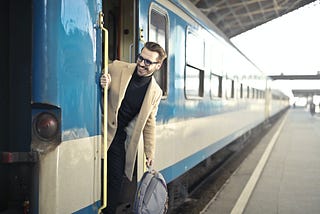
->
[125, 77, 159, 180]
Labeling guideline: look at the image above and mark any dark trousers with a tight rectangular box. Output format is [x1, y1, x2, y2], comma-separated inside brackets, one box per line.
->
[103, 129, 126, 214]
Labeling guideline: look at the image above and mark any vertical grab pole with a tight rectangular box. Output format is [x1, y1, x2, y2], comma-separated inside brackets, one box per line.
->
[98, 11, 108, 214]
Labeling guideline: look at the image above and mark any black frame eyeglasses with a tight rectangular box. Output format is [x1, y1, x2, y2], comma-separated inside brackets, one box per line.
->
[137, 54, 159, 66]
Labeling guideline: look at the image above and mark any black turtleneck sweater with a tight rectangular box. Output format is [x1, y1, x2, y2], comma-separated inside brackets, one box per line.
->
[117, 68, 152, 131]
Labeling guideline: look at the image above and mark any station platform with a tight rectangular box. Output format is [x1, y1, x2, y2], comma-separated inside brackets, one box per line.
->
[201, 108, 320, 214]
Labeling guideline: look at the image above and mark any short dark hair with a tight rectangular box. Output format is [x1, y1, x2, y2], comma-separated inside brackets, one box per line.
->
[142, 42, 167, 63]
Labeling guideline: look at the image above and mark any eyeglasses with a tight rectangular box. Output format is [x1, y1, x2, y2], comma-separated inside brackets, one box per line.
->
[137, 54, 159, 66]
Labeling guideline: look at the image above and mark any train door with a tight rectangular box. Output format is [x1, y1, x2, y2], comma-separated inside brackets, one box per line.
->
[101, 0, 137, 212]
[104, 0, 169, 180]
[101, 0, 168, 211]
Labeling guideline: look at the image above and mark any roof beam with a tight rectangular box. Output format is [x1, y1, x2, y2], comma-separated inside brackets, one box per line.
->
[268, 74, 320, 80]
[292, 89, 320, 97]
[189, 0, 317, 38]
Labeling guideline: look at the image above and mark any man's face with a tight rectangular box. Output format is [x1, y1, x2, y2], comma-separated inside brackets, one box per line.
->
[136, 48, 162, 77]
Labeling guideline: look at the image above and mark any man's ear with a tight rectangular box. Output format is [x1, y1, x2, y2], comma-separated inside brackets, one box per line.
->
[156, 63, 162, 70]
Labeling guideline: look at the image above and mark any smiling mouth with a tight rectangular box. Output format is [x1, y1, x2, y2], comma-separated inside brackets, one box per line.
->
[138, 65, 147, 71]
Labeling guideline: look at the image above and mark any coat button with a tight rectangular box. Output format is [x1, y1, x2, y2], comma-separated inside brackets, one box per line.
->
[112, 121, 115, 125]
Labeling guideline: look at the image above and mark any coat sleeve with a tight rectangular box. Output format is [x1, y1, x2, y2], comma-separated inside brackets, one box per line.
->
[142, 90, 162, 160]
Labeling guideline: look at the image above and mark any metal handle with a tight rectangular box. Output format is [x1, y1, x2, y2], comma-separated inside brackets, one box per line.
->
[98, 11, 109, 214]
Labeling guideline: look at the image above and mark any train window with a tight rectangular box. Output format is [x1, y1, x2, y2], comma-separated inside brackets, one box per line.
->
[231, 80, 235, 98]
[252, 88, 255, 99]
[240, 83, 243, 98]
[210, 74, 222, 98]
[261, 90, 264, 99]
[185, 29, 205, 99]
[242, 85, 247, 99]
[234, 81, 240, 99]
[186, 31, 205, 69]
[149, 8, 168, 97]
[223, 78, 233, 99]
[185, 66, 204, 98]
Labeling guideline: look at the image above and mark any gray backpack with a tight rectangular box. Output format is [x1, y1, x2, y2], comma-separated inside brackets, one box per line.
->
[133, 170, 168, 214]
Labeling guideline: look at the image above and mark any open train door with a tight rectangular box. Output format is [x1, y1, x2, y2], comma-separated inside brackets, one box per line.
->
[100, 0, 168, 211]
[100, 0, 137, 212]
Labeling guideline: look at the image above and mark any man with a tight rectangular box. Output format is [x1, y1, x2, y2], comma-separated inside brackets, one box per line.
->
[100, 42, 167, 213]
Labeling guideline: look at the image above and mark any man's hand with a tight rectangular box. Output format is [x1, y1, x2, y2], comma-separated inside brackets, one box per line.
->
[146, 157, 153, 168]
[100, 73, 111, 89]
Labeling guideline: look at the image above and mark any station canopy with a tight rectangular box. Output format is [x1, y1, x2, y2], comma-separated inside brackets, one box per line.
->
[292, 89, 320, 97]
[188, 0, 319, 98]
[189, 0, 317, 38]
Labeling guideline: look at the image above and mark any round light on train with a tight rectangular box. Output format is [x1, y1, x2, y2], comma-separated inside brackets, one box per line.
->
[35, 112, 59, 141]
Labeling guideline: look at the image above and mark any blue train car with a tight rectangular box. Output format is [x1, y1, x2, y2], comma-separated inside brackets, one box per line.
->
[0, 0, 288, 213]
[1, 0, 103, 213]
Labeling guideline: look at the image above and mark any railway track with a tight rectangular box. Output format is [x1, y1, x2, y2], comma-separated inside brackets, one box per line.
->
[168, 109, 287, 214]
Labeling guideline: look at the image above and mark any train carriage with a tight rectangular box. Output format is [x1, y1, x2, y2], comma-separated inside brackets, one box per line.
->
[1, 0, 103, 213]
[0, 0, 288, 213]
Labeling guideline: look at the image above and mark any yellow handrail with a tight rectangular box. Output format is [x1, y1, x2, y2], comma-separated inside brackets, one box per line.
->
[98, 11, 108, 214]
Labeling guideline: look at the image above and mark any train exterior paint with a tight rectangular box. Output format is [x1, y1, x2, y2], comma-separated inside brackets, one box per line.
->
[0, 0, 289, 213]
[142, 0, 288, 184]
[32, 1, 103, 213]
[2, 0, 103, 213]
[33, 1, 104, 213]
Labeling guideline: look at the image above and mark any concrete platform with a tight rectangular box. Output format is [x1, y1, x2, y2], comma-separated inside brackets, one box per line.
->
[201, 108, 320, 214]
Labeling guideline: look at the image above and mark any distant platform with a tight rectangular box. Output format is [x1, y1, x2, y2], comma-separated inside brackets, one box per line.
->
[201, 108, 320, 214]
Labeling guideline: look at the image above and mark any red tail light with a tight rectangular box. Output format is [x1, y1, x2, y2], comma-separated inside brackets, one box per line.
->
[34, 112, 59, 141]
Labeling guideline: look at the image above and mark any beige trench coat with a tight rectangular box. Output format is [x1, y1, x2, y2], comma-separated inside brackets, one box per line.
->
[105, 60, 162, 181]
